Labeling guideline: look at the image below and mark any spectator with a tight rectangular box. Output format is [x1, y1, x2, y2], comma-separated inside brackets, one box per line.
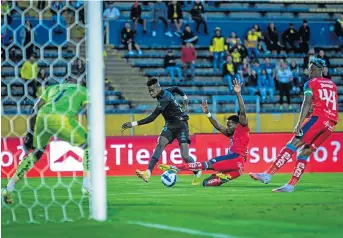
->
[103, 2, 120, 44]
[168, 0, 183, 36]
[181, 42, 196, 80]
[251, 60, 261, 75]
[222, 55, 238, 92]
[181, 24, 198, 45]
[164, 50, 183, 81]
[38, 68, 48, 82]
[334, 15, 343, 47]
[37, 1, 46, 10]
[72, 58, 86, 76]
[298, 20, 310, 54]
[253, 24, 270, 55]
[318, 50, 330, 68]
[276, 61, 293, 110]
[1, 0, 12, 25]
[302, 48, 315, 71]
[152, 0, 172, 37]
[245, 69, 258, 96]
[226, 32, 239, 51]
[266, 22, 281, 53]
[37, 68, 48, 95]
[233, 38, 248, 60]
[20, 20, 36, 59]
[245, 28, 260, 59]
[121, 22, 142, 55]
[70, 1, 85, 24]
[261, 58, 276, 80]
[258, 69, 275, 102]
[21, 54, 39, 98]
[282, 23, 298, 53]
[239, 58, 251, 83]
[51, 1, 67, 34]
[231, 47, 241, 65]
[290, 60, 301, 94]
[322, 67, 331, 79]
[190, 0, 208, 34]
[209, 27, 227, 72]
[130, 1, 147, 34]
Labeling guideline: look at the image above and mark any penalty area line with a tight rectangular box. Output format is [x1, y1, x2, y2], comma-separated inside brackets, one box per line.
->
[128, 221, 237, 238]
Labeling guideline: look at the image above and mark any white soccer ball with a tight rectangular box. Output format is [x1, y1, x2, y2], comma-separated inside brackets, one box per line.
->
[161, 170, 177, 187]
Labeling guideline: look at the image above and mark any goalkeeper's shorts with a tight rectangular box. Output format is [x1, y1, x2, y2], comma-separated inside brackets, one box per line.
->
[33, 113, 88, 149]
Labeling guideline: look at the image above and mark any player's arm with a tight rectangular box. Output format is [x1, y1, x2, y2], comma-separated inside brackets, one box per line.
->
[233, 79, 248, 126]
[166, 87, 189, 111]
[294, 82, 313, 134]
[122, 107, 162, 130]
[201, 100, 230, 137]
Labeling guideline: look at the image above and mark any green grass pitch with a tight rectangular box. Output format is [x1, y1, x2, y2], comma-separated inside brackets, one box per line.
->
[2, 173, 343, 238]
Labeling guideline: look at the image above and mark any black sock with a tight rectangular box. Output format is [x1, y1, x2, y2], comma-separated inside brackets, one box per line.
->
[147, 157, 159, 172]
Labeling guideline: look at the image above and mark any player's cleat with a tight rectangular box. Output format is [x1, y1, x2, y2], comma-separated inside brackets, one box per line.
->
[272, 184, 295, 193]
[2, 187, 13, 204]
[136, 170, 150, 183]
[249, 172, 272, 184]
[158, 164, 179, 173]
[216, 172, 231, 181]
[81, 187, 91, 195]
[202, 174, 229, 187]
[191, 171, 202, 185]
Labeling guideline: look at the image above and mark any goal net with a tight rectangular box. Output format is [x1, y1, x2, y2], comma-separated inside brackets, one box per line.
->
[1, 0, 105, 223]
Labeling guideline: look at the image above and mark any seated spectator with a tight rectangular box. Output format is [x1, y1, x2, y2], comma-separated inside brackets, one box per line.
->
[190, 0, 208, 34]
[322, 67, 331, 79]
[253, 24, 270, 55]
[164, 50, 183, 81]
[209, 27, 227, 72]
[258, 69, 275, 102]
[222, 55, 239, 92]
[103, 2, 120, 44]
[239, 57, 251, 83]
[266, 22, 281, 53]
[168, 0, 183, 37]
[302, 48, 315, 72]
[72, 58, 86, 76]
[38, 68, 48, 82]
[121, 22, 142, 55]
[290, 60, 301, 94]
[21, 54, 38, 98]
[245, 70, 258, 96]
[231, 47, 241, 65]
[226, 32, 239, 51]
[36, 68, 48, 96]
[182, 24, 198, 45]
[298, 20, 310, 54]
[282, 23, 298, 53]
[131, 1, 147, 34]
[318, 50, 330, 68]
[251, 60, 261, 75]
[276, 62, 293, 110]
[245, 28, 260, 59]
[181, 42, 196, 80]
[152, 0, 172, 37]
[334, 14, 343, 47]
[233, 38, 248, 60]
[260, 58, 276, 80]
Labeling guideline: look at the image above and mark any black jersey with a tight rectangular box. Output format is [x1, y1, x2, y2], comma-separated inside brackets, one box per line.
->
[137, 87, 189, 127]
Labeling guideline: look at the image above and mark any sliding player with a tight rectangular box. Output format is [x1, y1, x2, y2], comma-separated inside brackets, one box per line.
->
[159, 79, 250, 186]
[2, 78, 90, 204]
[122, 77, 201, 185]
[250, 57, 338, 192]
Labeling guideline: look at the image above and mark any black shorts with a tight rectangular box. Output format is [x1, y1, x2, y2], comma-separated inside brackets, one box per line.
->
[132, 18, 144, 24]
[123, 40, 135, 48]
[159, 121, 190, 145]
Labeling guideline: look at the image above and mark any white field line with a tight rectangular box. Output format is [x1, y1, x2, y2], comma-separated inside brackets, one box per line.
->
[128, 220, 237, 238]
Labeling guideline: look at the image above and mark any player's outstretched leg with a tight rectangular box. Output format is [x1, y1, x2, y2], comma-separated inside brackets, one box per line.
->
[2, 150, 42, 204]
[250, 143, 297, 184]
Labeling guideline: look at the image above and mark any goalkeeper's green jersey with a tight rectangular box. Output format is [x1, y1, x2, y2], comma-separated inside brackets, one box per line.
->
[39, 84, 88, 117]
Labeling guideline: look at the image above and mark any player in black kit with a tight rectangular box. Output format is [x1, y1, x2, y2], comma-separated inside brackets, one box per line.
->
[122, 77, 201, 185]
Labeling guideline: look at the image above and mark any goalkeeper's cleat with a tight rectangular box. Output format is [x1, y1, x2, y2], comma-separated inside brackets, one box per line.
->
[158, 164, 179, 173]
[2, 188, 13, 204]
[136, 170, 150, 183]
[81, 187, 91, 195]
[272, 184, 295, 193]
[191, 171, 202, 185]
[249, 172, 272, 184]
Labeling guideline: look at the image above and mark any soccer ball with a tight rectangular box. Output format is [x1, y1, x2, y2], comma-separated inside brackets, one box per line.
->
[161, 170, 177, 187]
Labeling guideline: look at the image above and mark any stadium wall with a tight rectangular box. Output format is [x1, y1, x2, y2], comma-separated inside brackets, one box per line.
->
[2, 113, 343, 137]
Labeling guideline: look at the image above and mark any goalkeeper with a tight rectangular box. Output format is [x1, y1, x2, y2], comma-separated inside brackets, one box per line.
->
[2, 77, 90, 204]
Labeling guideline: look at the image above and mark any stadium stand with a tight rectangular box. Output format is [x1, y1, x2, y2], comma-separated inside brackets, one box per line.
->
[1, 0, 343, 116]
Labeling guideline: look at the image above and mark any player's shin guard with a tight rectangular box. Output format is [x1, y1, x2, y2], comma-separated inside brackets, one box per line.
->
[288, 156, 308, 186]
[266, 143, 297, 175]
[177, 162, 208, 172]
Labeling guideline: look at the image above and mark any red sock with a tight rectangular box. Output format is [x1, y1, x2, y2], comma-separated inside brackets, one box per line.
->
[266, 146, 296, 175]
[288, 160, 307, 186]
[177, 162, 205, 172]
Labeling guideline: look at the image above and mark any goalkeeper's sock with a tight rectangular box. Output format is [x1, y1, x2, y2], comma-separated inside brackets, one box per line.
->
[82, 177, 89, 189]
[266, 144, 297, 175]
[178, 162, 208, 172]
[14, 153, 38, 181]
[7, 179, 16, 192]
[288, 157, 308, 186]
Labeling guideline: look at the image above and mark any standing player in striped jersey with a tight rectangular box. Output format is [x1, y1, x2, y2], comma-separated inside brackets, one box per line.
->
[250, 57, 339, 192]
[2, 78, 90, 204]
